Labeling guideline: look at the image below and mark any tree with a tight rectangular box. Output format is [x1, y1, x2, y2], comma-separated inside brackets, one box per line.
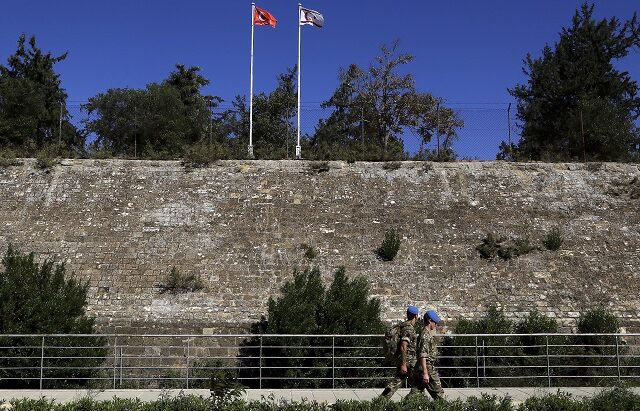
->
[84, 65, 219, 158]
[0, 245, 106, 388]
[0, 34, 83, 156]
[310, 42, 463, 161]
[504, 3, 640, 161]
[230, 67, 297, 159]
[237, 266, 385, 388]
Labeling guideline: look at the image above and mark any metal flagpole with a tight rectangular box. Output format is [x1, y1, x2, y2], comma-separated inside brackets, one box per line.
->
[296, 3, 302, 159]
[248, 3, 256, 159]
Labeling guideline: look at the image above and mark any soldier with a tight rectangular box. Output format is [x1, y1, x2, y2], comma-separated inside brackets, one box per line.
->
[409, 309, 445, 400]
[380, 305, 420, 400]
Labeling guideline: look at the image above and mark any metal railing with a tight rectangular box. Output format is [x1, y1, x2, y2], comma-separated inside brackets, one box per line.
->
[0, 333, 638, 389]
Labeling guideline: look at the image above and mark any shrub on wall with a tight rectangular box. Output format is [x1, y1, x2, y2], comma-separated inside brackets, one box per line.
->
[543, 227, 564, 251]
[377, 229, 401, 261]
[159, 267, 204, 294]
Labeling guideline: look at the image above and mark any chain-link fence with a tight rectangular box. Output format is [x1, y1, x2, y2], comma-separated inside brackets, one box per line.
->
[64, 101, 518, 161]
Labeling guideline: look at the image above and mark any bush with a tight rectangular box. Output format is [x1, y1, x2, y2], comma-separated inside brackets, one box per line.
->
[543, 227, 564, 251]
[300, 243, 318, 260]
[237, 266, 385, 388]
[477, 233, 536, 260]
[159, 267, 204, 294]
[377, 229, 401, 261]
[35, 143, 62, 170]
[0, 245, 107, 388]
[181, 141, 230, 169]
[308, 161, 330, 173]
[0, 148, 21, 167]
[382, 161, 402, 170]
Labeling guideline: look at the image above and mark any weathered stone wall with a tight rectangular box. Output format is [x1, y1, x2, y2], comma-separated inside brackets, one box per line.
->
[1, 159, 639, 333]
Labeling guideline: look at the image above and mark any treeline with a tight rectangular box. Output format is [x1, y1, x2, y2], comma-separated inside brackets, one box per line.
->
[1, 3, 639, 162]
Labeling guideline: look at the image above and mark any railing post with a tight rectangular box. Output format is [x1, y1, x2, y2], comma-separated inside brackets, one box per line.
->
[186, 338, 190, 389]
[475, 336, 479, 388]
[119, 346, 123, 386]
[39, 336, 45, 390]
[546, 335, 551, 388]
[616, 335, 621, 383]
[113, 336, 118, 389]
[332, 336, 335, 389]
[259, 336, 263, 389]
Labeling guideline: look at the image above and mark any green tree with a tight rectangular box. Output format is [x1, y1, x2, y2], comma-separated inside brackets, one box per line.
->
[504, 3, 640, 161]
[238, 266, 385, 388]
[230, 67, 297, 159]
[310, 42, 463, 161]
[0, 34, 83, 156]
[0, 245, 106, 388]
[84, 65, 219, 158]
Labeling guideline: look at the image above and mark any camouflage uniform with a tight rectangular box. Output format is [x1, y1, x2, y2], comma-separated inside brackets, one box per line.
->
[380, 320, 417, 400]
[408, 327, 445, 400]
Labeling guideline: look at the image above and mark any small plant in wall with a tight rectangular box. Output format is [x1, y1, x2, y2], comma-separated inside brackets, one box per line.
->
[377, 229, 401, 261]
[476, 232, 537, 261]
[159, 267, 204, 294]
[543, 227, 564, 251]
[300, 243, 318, 260]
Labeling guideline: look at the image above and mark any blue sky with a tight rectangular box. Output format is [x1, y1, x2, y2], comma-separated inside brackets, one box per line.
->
[1, 1, 639, 158]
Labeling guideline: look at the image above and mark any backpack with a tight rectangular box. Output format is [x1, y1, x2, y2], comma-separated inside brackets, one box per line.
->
[383, 322, 403, 363]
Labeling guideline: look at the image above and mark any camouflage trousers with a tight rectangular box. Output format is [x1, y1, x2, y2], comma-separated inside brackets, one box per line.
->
[408, 364, 445, 400]
[380, 365, 412, 400]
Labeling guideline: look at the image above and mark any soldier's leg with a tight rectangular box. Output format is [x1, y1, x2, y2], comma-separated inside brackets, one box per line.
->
[406, 366, 425, 398]
[425, 367, 445, 400]
[380, 376, 403, 399]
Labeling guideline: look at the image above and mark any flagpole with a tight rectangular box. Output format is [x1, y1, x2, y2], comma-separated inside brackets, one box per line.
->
[296, 3, 302, 159]
[248, 3, 255, 159]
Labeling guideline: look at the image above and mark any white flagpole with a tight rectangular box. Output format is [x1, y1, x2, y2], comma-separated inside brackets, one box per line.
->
[248, 3, 256, 159]
[296, 3, 302, 159]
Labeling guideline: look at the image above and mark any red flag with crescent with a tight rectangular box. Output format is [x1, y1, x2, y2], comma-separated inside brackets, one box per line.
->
[254, 5, 277, 27]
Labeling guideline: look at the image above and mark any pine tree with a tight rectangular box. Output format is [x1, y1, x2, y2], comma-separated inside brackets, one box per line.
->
[504, 3, 640, 161]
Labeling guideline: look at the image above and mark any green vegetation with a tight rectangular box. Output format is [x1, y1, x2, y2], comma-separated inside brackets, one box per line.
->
[476, 233, 537, 260]
[4, 387, 640, 410]
[543, 227, 564, 251]
[307, 161, 330, 173]
[0, 35, 84, 158]
[237, 266, 385, 388]
[377, 229, 401, 261]
[309, 42, 463, 162]
[382, 161, 402, 171]
[300, 243, 318, 260]
[502, 3, 640, 162]
[0, 245, 106, 388]
[159, 267, 205, 294]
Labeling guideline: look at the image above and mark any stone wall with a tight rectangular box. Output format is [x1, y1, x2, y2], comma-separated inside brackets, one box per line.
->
[1, 159, 639, 333]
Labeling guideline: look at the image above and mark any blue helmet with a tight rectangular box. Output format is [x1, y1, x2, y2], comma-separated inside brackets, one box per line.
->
[407, 305, 420, 316]
[425, 309, 442, 324]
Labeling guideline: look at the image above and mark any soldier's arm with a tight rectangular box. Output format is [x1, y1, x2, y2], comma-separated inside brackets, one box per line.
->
[399, 340, 409, 375]
[420, 357, 429, 383]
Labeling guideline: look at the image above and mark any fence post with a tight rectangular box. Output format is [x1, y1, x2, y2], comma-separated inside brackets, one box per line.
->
[113, 336, 118, 389]
[259, 336, 263, 389]
[119, 346, 123, 386]
[616, 335, 621, 383]
[186, 338, 190, 389]
[475, 336, 479, 388]
[546, 335, 551, 388]
[39, 336, 45, 390]
[332, 336, 336, 389]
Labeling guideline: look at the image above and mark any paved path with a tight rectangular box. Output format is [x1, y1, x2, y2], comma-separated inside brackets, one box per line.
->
[2, 387, 638, 404]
